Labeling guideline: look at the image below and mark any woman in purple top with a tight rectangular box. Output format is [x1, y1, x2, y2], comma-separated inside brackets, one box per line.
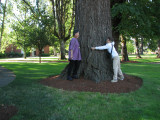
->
[67, 30, 82, 81]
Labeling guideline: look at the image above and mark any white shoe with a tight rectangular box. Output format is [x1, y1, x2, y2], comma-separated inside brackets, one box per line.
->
[111, 79, 118, 83]
[118, 77, 124, 81]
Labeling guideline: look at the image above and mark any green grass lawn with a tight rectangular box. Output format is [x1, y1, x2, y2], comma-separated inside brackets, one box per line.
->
[0, 58, 160, 120]
[120, 54, 160, 63]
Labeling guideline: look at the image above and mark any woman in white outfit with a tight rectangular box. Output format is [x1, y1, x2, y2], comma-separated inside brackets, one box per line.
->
[91, 37, 124, 83]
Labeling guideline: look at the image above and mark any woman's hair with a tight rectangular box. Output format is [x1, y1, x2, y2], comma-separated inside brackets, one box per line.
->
[73, 29, 79, 36]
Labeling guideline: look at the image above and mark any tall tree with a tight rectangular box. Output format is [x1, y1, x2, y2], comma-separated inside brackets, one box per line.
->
[135, 38, 141, 58]
[20, 0, 53, 62]
[61, 0, 113, 82]
[11, 1, 31, 59]
[29, 23, 51, 63]
[121, 34, 129, 61]
[112, 0, 153, 59]
[150, 0, 160, 57]
[140, 37, 144, 55]
[50, 0, 75, 59]
[12, 20, 31, 59]
[111, 0, 126, 51]
[157, 40, 160, 58]
[0, 0, 7, 51]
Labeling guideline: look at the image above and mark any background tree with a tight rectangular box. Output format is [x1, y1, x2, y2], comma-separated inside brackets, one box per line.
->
[49, 0, 75, 59]
[29, 23, 51, 63]
[10, 1, 32, 59]
[16, 0, 53, 62]
[61, 0, 113, 82]
[120, 34, 129, 61]
[112, 0, 153, 59]
[126, 40, 134, 54]
[150, 0, 160, 58]
[111, 0, 126, 51]
[12, 20, 31, 59]
[0, 0, 7, 51]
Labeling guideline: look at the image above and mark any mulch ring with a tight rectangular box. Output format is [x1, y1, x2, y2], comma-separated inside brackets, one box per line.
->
[40, 74, 143, 94]
[0, 105, 18, 120]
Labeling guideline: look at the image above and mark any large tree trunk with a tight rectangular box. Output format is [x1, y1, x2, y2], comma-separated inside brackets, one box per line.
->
[135, 38, 142, 58]
[157, 40, 160, 58]
[60, 40, 66, 59]
[121, 35, 129, 61]
[60, 0, 113, 83]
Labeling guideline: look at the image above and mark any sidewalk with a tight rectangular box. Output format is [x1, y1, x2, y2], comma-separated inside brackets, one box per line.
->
[0, 66, 16, 87]
[0, 57, 68, 63]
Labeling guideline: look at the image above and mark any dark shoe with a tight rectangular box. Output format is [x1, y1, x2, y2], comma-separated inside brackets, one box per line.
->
[67, 76, 73, 81]
[72, 75, 78, 79]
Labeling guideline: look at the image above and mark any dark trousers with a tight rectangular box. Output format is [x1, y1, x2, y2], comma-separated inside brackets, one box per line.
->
[67, 60, 81, 77]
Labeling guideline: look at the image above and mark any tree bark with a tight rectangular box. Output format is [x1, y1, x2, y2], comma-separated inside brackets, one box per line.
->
[52, 46, 57, 56]
[121, 35, 129, 61]
[112, 31, 120, 51]
[135, 38, 142, 58]
[39, 50, 42, 63]
[60, 0, 113, 83]
[24, 48, 27, 59]
[157, 40, 160, 58]
[140, 37, 144, 55]
[60, 40, 66, 59]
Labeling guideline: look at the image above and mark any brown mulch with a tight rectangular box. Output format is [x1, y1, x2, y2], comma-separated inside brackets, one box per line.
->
[40, 74, 143, 94]
[0, 105, 18, 120]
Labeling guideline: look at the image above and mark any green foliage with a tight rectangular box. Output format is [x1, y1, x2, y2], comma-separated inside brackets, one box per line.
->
[149, 0, 160, 38]
[11, 20, 32, 51]
[0, 52, 23, 58]
[148, 39, 158, 51]
[0, 52, 6, 58]
[6, 52, 23, 58]
[41, 53, 50, 57]
[126, 41, 134, 54]
[112, 0, 152, 38]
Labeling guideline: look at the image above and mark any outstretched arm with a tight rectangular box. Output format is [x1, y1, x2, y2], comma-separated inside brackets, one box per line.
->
[91, 45, 108, 50]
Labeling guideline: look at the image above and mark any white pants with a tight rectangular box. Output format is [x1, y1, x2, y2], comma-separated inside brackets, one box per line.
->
[113, 56, 124, 80]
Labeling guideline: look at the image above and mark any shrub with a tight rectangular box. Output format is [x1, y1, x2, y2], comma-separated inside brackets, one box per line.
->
[6, 52, 23, 58]
[41, 53, 50, 57]
[26, 52, 31, 57]
[0, 52, 6, 58]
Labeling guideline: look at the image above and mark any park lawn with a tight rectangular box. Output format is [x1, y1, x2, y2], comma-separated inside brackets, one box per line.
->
[120, 54, 160, 63]
[0, 61, 160, 120]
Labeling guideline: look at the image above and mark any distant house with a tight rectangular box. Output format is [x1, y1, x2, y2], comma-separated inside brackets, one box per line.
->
[5, 44, 49, 57]
[30, 45, 49, 56]
[5, 44, 22, 54]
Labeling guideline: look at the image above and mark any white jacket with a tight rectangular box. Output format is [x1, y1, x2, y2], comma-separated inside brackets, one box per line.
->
[95, 42, 118, 58]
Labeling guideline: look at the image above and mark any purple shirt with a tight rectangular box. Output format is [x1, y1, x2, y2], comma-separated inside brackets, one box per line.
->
[68, 38, 82, 60]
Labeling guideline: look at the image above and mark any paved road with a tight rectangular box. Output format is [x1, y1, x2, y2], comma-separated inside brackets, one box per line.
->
[0, 66, 16, 87]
